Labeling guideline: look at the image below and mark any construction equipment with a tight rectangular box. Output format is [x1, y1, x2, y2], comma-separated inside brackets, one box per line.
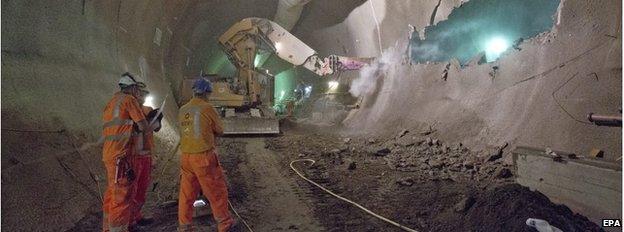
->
[189, 17, 368, 135]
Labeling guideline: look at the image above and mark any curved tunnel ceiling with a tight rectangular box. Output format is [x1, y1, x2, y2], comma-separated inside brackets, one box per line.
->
[2, 0, 620, 231]
[169, 0, 367, 80]
[0, 1, 368, 230]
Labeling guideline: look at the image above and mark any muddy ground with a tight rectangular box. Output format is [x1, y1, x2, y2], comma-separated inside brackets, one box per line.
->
[70, 121, 602, 232]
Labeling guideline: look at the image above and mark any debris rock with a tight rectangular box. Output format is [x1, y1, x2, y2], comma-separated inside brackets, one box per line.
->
[298, 153, 306, 157]
[545, 147, 563, 162]
[398, 129, 409, 138]
[400, 141, 415, 147]
[368, 138, 377, 144]
[487, 151, 502, 162]
[375, 147, 391, 156]
[425, 137, 433, 146]
[432, 139, 440, 146]
[428, 159, 444, 169]
[343, 138, 351, 144]
[496, 168, 513, 179]
[448, 163, 462, 172]
[589, 148, 604, 158]
[454, 195, 476, 212]
[396, 178, 414, 186]
[463, 161, 474, 169]
[487, 142, 509, 161]
[348, 162, 357, 170]
[420, 126, 436, 135]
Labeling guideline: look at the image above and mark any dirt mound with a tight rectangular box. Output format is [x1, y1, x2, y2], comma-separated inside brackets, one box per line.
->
[457, 184, 603, 232]
[265, 127, 603, 231]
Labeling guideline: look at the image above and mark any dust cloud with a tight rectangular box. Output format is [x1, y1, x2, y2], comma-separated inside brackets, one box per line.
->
[349, 45, 404, 98]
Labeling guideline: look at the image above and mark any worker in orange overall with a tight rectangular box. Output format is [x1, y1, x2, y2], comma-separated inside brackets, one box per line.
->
[129, 88, 163, 228]
[177, 78, 234, 232]
[102, 72, 151, 232]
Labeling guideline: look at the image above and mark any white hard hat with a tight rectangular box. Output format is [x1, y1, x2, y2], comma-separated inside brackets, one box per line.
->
[119, 75, 137, 86]
[119, 72, 146, 88]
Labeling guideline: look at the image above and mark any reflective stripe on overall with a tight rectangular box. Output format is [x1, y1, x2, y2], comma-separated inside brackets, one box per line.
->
[179, 104, 211, 153]
[103, 95, 134, 143]
[102, 94, 136, 232]
[181, 105, 203, 138]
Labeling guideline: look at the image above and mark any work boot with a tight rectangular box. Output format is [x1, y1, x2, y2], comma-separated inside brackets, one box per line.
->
[136, 217, 154, 226]
[226, 219, 241, 232]
[128, 223, 141, 232]
[177, 223, 195, 232]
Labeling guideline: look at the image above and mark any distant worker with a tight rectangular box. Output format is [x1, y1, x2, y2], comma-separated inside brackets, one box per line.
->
[286, 100, 295, 117]
[102, 72, 150, 232]
[177, 78, 233, 232]
[130, 88, 163, 229]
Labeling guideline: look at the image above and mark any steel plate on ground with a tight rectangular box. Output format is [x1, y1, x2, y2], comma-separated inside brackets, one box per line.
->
[222, 117, 280, 135]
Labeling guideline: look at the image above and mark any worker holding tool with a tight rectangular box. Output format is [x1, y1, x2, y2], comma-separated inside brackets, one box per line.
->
[177, 78, 234, 232]
[129, 88, 163, 228]
[102, 72, 150, 232]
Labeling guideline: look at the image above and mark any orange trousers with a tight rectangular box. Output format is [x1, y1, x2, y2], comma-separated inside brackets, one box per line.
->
[102, 157, 136, 232]
[131, 155, 152, 224]
[178, 151, 233, 232]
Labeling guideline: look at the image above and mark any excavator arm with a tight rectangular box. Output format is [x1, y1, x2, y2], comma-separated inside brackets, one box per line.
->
[219, 17, 368, 78]
[208, 17, 367, 134]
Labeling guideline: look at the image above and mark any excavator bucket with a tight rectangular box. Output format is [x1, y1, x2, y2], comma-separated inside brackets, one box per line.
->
[222, 117, 280, 135]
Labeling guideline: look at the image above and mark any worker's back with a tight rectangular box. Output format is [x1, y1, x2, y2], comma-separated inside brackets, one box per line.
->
[179, 97, 224, 154]
[101, 92, 145, 161]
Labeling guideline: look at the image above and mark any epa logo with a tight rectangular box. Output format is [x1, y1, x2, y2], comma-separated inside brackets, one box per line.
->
[602, 219, 622, 227]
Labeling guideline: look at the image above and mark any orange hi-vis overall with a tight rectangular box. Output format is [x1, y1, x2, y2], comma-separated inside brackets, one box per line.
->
[178, 98, 233, 232]
[130, 106, 154, 224]
[102, 92, 146, 232]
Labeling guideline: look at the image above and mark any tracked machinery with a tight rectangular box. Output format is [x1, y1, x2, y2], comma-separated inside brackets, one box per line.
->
[190, 17, 368, 135]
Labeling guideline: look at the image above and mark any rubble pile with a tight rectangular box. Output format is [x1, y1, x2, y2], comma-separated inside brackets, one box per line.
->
[264, 127, 602, 231]
[367, 134, 514, 183]
[267, 128, 514, 186]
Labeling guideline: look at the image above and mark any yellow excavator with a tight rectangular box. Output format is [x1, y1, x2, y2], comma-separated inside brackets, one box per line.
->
[190, 17, 368, 134]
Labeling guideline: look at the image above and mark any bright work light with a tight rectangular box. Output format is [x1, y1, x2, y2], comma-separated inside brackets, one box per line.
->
[144, 95, 155, 108]
[485, 37, 509, 62]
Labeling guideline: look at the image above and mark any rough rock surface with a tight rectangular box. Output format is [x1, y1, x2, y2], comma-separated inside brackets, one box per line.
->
[264, 124, 601, 231]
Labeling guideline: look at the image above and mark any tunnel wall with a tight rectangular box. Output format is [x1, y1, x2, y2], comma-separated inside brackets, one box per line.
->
[307, 0, 621, 158]
[1, 1, 183, 230]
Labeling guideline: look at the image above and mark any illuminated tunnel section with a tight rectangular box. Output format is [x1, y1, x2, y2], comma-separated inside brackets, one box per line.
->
[273, 68, 297, 111]
[204, 51, 236, 77]
[410, 0, 560, 64]
[253, 51, 300, 110]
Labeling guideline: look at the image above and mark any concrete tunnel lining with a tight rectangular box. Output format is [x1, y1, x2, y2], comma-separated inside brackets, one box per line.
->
[1, 0, 621, 231]
[1, 0, 367, 230]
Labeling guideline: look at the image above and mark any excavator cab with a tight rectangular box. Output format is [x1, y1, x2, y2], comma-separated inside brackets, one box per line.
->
[180, 76, 280, 135]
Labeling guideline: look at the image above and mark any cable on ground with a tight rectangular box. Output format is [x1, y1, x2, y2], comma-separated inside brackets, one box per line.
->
[290, 159, 418, 232]
[228, 199, 254, 232]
